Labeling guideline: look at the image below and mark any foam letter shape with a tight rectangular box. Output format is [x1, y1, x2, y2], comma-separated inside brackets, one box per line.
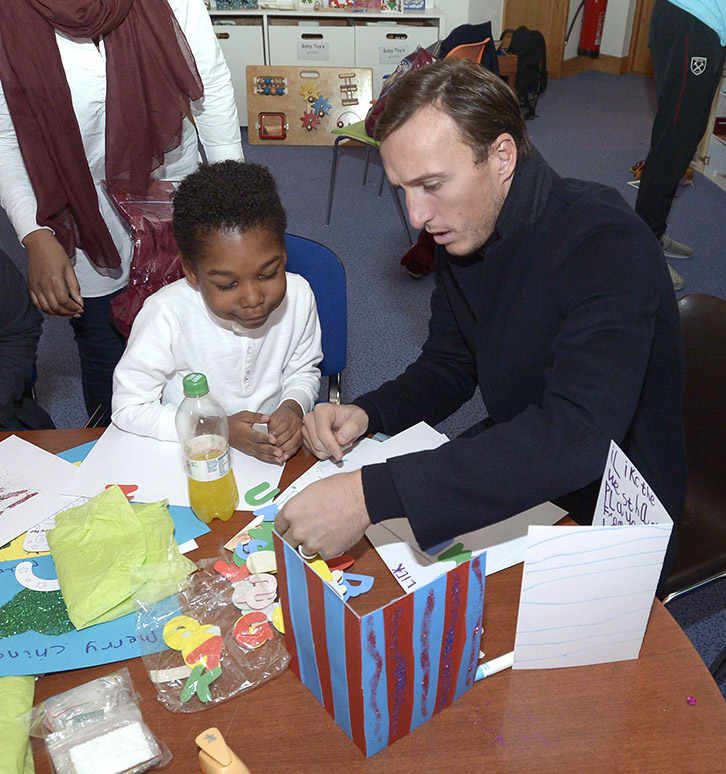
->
[214, 559, 250, 583]
[437, 542, 472, 566]
[163, 615, 221, 660]
[244, 482, 280, 507]
[104, 483, 138, 501]
[341, 572, 374, 601]
[233, 612, 274, 649]
[185, 634, 224, 670]
[181, 664, 223, 704]
[14, 561, 60, 592]
[253, 503, 279, 521]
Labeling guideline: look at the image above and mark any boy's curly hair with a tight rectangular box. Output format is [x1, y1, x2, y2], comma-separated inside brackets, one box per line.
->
[172, 160, 287, 266]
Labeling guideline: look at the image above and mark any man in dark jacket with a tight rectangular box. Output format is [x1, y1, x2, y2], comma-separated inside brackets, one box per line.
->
[0, 249, 54, 430]
[276, 60, 686, 588]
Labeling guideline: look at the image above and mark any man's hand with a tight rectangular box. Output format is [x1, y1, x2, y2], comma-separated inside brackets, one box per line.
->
[275, 470, 371, 559]
[228, 410, 280, 463]
[302, 402, 369, 461]
[267, 400, 304, 462]
[23, 229, 83, 318]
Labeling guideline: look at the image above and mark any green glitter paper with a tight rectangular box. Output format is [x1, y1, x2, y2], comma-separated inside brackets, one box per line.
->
[0, 588, 74, 638]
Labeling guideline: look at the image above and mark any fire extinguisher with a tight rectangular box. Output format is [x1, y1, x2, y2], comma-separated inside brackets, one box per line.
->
[577, 0, 609, 58]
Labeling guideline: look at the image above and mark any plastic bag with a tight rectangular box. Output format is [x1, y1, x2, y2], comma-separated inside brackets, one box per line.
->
[135, 560, 289, 713]
[102, 180, 184, 339]
[364, 46, 436, 137]
[47, 485, 197, 630]
[27, 668, 170, 774]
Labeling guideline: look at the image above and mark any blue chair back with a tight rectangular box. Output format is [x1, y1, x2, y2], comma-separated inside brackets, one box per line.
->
[284, 234, 347, 400]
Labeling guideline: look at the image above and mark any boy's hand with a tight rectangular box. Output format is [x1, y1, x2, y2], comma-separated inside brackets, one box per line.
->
[228, 410, 280, 463]
[267, 400, 304, 462]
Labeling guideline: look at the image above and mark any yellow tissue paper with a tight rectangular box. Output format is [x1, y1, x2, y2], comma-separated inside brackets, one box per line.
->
[0, 675, 35, 774]
[47, 485, 196, 630]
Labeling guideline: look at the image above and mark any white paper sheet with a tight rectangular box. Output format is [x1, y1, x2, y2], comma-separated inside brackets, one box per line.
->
[62, 423, 284, 508]
[0, 435, 78, 545]
[23, 496, 89, 552]
[513, 441, 673, 670]
[274, 422, 448, 507]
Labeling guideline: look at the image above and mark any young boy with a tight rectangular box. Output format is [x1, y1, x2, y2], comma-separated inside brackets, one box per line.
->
[111, 161, 322, 464]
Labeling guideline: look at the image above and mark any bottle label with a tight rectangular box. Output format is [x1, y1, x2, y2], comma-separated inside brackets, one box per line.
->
[184, 435, 231, 482]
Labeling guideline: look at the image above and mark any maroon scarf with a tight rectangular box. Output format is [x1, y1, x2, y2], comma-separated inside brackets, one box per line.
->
[0, 0, 203, 270]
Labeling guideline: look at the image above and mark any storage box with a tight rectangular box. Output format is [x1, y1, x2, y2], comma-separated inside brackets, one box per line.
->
[268, 18, 355, 67]
[212, 18, 265, 127]
[355, 20, 438, 96]
[274, 534, 486, 756]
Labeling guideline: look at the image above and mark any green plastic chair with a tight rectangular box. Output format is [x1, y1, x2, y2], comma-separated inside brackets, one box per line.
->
[326, 119, 413, 243]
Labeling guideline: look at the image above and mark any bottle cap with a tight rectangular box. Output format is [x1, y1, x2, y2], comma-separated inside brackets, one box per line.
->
[182, 372, 209, 398]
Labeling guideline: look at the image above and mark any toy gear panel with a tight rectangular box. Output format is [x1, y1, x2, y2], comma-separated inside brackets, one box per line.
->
[246, 65, 373, 145]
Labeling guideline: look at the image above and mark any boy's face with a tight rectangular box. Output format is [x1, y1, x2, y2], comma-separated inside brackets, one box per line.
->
[183, 227, 287, 330]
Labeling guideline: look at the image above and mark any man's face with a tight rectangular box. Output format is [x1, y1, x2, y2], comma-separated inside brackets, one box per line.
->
[380, 104, 516, 256]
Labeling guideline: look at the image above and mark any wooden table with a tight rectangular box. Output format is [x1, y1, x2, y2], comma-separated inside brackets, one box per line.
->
[8, 429, 726, 773]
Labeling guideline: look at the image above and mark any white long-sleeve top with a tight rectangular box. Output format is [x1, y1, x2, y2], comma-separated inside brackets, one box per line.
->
[0, 0, 243, 297]
[112, 274, 323, 442]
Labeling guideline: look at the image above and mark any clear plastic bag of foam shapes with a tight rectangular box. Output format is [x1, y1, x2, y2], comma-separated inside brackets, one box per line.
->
[26, 667, 170, 774]
[134, 560, 289, 713]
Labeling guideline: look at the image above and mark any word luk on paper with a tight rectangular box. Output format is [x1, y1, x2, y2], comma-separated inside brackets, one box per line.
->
[601, 445, 657, 526]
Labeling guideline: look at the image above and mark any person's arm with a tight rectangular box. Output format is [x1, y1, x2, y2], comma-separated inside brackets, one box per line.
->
[0, 80, 83, 317]
[22, 229, 83, 317]
[171, 0, 244, 162]
[279, 218, 671, 560]
[362, 225, 665, 550]
[111, 301, 180, 441]
[0, 253, 43, 428]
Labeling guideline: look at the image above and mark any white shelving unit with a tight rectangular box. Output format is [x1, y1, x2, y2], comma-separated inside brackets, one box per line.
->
[209, 6, 445, 125]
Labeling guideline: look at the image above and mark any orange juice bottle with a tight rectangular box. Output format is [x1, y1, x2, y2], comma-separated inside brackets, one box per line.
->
[175, 373, 238, 523]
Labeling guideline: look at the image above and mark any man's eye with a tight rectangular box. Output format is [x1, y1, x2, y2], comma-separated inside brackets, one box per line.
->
[422, 182, 440, 192]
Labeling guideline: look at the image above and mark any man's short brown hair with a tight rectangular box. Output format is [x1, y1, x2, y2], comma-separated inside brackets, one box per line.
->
[375, 58, 531, 163]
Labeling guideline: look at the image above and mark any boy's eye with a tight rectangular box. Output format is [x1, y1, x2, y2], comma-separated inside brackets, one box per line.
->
[259, 270, 278, 280]
[215, 282, 237, 291]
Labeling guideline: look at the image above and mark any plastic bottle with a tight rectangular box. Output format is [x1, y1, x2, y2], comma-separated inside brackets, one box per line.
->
[175, 372, 238, 523]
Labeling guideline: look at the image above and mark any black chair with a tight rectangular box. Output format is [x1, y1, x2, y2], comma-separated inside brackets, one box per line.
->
[661, 294, 726, 676]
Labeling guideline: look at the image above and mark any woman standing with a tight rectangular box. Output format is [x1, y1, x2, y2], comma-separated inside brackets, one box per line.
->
[0, 0, 244, 422]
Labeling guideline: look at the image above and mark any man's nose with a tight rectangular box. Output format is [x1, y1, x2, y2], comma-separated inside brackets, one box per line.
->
[405, 189, 431, 230]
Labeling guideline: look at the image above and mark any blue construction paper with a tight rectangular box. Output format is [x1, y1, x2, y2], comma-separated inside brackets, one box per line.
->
[0, 555, 173, 676]
[0, 441, 208, 675]
[56, 441, 98, 465]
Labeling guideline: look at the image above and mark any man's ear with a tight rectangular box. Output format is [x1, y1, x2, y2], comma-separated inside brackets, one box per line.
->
[181, 258, 199, 288]
[492, 133, 517, 183]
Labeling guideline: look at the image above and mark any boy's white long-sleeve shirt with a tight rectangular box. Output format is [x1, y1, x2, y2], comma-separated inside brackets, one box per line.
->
[0, 0, 243, 297]
[112, 274, 322, 441]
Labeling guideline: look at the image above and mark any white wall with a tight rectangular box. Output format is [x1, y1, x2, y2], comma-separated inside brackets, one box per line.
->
[564, 0, 638, 60]
[434, 0, 504, 40]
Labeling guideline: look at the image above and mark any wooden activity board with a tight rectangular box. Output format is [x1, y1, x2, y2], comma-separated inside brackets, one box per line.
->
[246, 65, 373, 145]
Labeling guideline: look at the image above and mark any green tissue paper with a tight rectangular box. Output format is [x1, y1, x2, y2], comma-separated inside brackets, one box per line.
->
[0, 675, 35, 774]
[47, 485, 196, 630]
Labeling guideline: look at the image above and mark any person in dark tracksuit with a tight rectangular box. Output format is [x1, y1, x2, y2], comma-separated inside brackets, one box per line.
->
[635, 0, 726, 290]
